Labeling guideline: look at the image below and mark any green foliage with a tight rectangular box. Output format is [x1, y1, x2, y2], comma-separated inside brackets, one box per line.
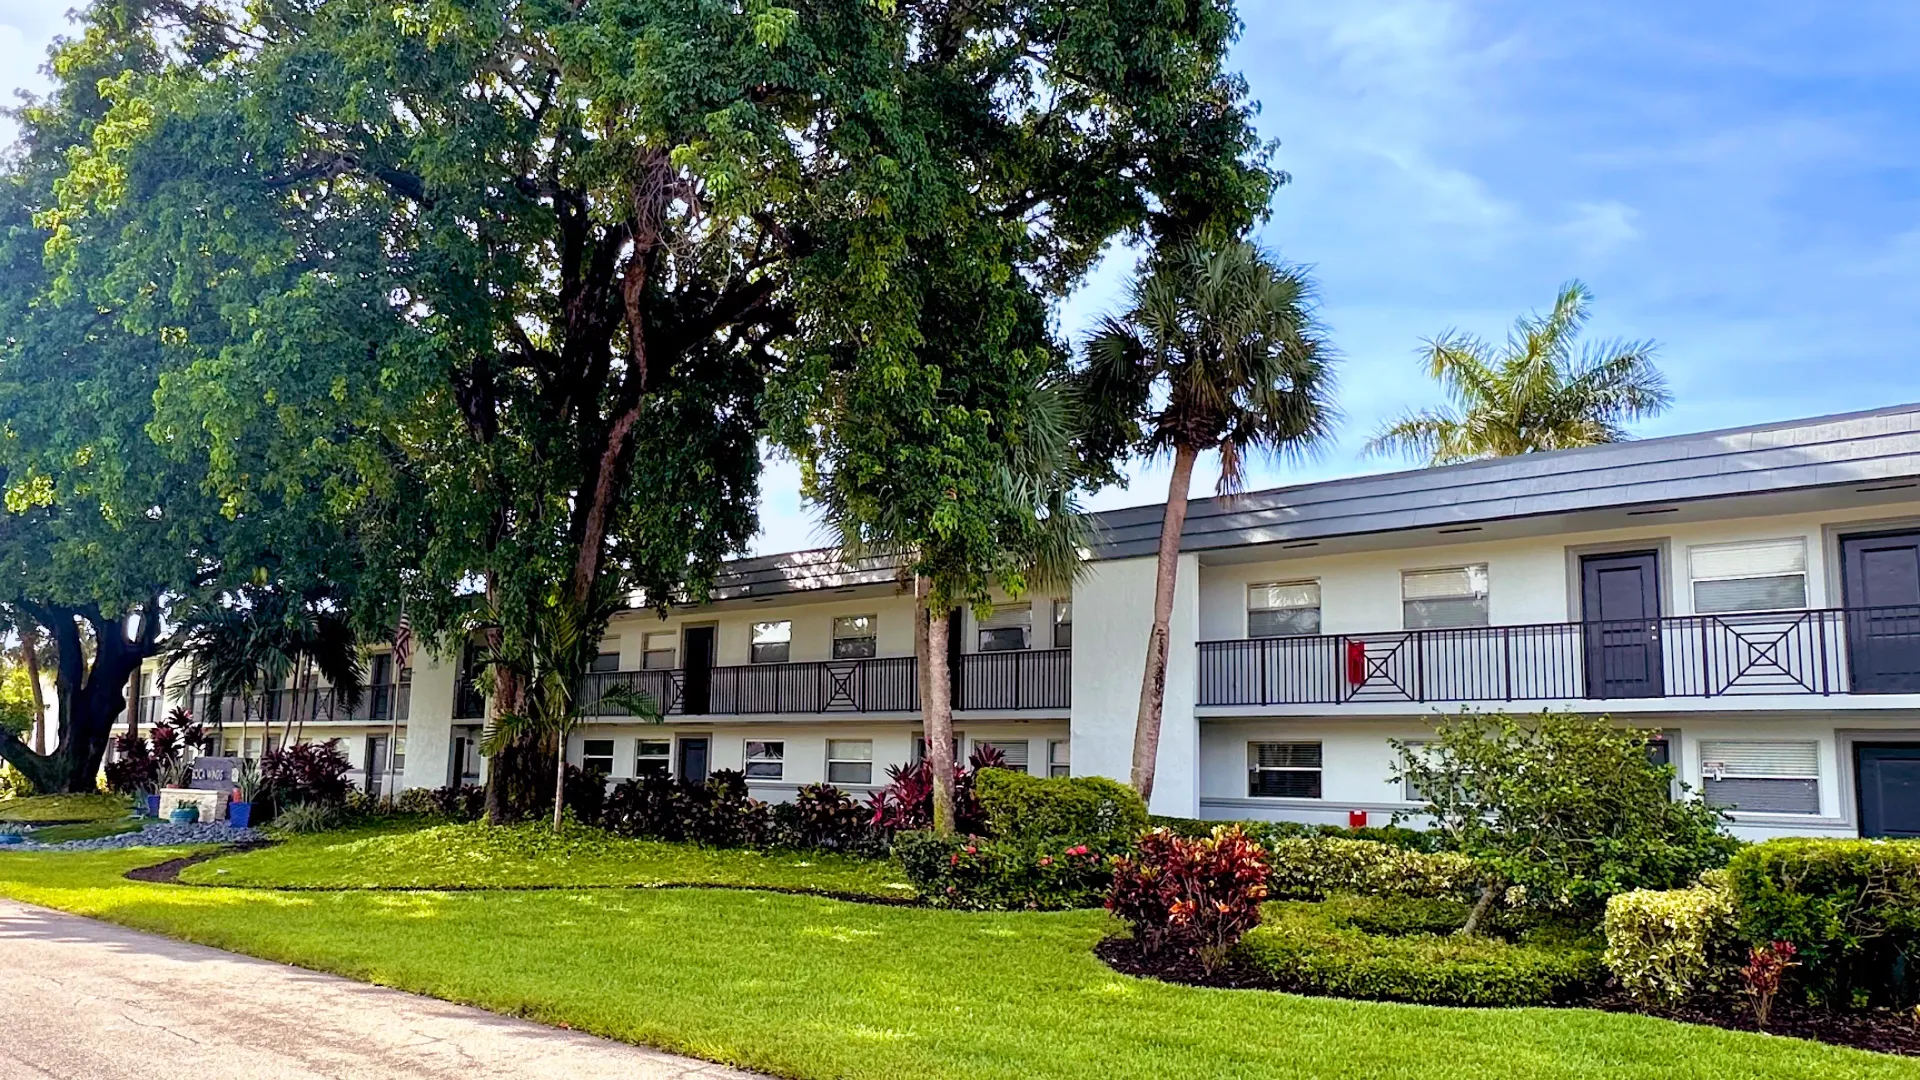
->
[1366, 281, 1671, 465]
[166, 586, 366, 724]
[974, 770, 1147, 847]
[1726, 838, 1920, 1007]
[1263, 835, 1485, 902]
[1393, 711, 1738, 912]
[1147, 815, 1444, 852]
[1237, 898, 1606, 1007]
[895, 831, 1113, 911]
[23, 819, 144, 844]
[1603, 873, 1738, 1006]
[270, 803, 342, 835]
[0, 793, 131, 824]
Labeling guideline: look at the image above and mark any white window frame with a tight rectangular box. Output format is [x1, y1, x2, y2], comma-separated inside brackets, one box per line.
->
[589, 650, 621, 674]
[1047, 739, 1070, 778]
[1402, 565, 1490, 629]
[581, 738, 616, 775]
[750, 621, 792, 665]
[832, 615, 878, 660]
[1248, 741, 1324, 799]
[1247, 580, 1322, 638]
[826, 739, 874, 786]
[1688, 538, 1810, 615]
[634, 738, 672, 777]
[642, 631, 677, 671]
[1051, 600, 1073, 649]
[1699, 739, 1821, 815]
[744, 739, 786, 781]
[975, 739, 1029, 774]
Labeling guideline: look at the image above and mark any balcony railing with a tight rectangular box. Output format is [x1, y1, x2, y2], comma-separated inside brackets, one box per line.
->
[1197, 606, 1920, 707]
[185, 685, 412, 727]
[577, 649, 1071, 717]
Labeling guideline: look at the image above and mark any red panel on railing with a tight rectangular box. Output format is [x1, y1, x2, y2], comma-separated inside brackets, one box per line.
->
[1345, 640, 1367, 685]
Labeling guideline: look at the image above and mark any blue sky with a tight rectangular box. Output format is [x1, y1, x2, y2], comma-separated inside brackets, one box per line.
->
[6, 1, 1919, 555]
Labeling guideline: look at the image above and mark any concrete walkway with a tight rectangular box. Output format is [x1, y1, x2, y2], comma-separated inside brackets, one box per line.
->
[0, 899, 760, 1080]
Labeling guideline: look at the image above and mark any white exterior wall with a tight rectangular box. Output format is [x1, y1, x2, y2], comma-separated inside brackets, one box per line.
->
[1069, 553, 1200, 817]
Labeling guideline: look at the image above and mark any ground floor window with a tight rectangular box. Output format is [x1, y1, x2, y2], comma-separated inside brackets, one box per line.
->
[1699, 739, 1820, 814]
[582, 739, 615, 775]
[977, 739, 1029, 773]
[913, 733, 962, 765]
[635, 739, 671, 777]
[1249, 741, 1323, 799]
[827, 739, 874, 785]
[1048, 739, 1070, 778]
[745, 739, 785, 780]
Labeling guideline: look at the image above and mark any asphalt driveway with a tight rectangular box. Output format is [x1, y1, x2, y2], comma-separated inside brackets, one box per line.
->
[0, 898, 759, 1080]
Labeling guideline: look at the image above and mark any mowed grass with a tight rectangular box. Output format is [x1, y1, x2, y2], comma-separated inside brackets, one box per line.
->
[24, 819, 145, 843]
[0, 793, 133, 824]
[2, 850, 1915, 1080]
[180, 820, 916, 899]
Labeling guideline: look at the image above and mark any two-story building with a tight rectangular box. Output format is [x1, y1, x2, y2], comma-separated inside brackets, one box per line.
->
[130, 402, 1920, 840]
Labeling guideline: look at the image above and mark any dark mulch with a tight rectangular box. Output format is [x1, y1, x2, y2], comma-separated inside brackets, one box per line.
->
[1100, 935, 1920, 1057]
[123, 842, 277, 885]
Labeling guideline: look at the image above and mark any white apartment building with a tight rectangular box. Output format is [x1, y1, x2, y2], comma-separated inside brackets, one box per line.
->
[131, 403, 1920, 840]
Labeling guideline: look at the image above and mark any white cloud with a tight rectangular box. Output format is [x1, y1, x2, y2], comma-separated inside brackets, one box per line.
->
[1561, 200, 1641, 256]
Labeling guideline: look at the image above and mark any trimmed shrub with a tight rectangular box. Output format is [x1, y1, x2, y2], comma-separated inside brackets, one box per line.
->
[897, 830, 1113, 910]
[1108, 826, 1270, 971]
[1147, 815, 1443, 853]
[1265, 835, 1483, 901]
[770, 783, 888, 855]
[975, 770, 1147, 846]
[427, 783, 486, 821]
[1602, 873, 1738, 1005]
[599, 770, 770, 847]
[1726, 838, 1920, 1007]
[1238, 897, 1605, 1007]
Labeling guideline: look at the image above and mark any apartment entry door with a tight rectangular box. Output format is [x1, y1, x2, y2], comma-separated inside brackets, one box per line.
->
[1581, 550, 1664, 699]
[677, 737, 710, 783]
[681, 626, 716, 714]
[1841, 531, 1920, 693]
[366, 736, 391, 797]
[1857, 743, 1920, 837]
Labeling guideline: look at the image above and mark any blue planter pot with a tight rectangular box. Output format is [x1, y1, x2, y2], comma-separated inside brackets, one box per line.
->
[146, 795, 161, 818]
[168, 806, 199, 826]
[228, 802, 252, 829]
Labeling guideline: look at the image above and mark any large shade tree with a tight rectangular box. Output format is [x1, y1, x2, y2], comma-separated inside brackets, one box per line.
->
[1080, 240, 1337, 804]
[37, 0, 1282, 819]
[1366, 281, 1669, 465]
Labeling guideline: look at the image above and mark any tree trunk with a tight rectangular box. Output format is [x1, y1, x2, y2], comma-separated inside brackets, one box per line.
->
[22, 631, 45, 756]
[0, 602, 155, 793]
[921, 588, 957, 836]
[1130, 442, 1198, 806]
[552, 729, 567, 832]
[1460, 882, 1501, 936]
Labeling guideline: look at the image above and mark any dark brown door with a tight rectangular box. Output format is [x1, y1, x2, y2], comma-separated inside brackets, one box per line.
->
[1582, 551, 1664, 698]
[1842, 531, 1920, 692]
[677, 736, 710, 783]
[681, 626, 716, 714]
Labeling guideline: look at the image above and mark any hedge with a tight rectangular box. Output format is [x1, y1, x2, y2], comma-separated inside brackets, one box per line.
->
[1265, 835, 1484, 901]
[1601, 871, 1736, 1005]
[975, 770, 1147, 847]
[1236, 897, 1604, 1007]
[894, 830, 1113, 911]
[1726, 838, 1920, 1006]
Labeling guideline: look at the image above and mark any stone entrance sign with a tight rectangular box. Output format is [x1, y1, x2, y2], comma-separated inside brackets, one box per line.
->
[188, 756, 242, 793]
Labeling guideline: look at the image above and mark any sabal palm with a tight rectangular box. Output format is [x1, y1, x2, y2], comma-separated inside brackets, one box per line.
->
[1367, 281, 1669, 465]
[1081, 240, 1336, 804]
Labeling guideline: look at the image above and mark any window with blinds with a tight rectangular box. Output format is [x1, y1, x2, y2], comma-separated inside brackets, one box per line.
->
[826, 739, 874, 785]
[978, 604, 1031, 652]
[832, 615, 878, 659]
[1248, 741, 1323, 798]
[582, 739, 615, 774]
[1402, 566, 1489, 629]
[642, 631, 677, 671]
[1248, 581, 1322, 638]
[635, 739, 671, 776]
[976, 739, 1030, 773]
[1699, 739, 1819, 814]
[1689, 539, 1809, 614]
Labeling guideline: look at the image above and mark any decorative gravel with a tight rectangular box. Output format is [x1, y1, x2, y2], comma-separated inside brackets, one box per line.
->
[2, 822, 267, 851]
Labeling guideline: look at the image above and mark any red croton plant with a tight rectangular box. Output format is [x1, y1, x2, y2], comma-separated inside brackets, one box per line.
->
[1108, 826, 1271, 974]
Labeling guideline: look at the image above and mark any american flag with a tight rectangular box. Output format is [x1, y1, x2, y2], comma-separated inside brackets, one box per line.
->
[392, 611, 413, 671]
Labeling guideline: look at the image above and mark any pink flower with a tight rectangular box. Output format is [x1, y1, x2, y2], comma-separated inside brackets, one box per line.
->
[1039, 856, 1053, 866]
[964, 845, 977, 855]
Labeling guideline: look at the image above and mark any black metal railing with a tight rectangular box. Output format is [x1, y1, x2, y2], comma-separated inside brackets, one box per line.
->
[453, 677, 487, 720]
[183, 684, 412, 727]
[579, 650, 1071, 717]
[956, 648, 1072, 710]
[1197, 606, 1920, 707]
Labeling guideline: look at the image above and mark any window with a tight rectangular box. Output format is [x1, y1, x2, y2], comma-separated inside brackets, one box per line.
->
[1047, 739, 1070, 778]
[1399, 740, 1430, 803]
[582, 739, 615, 774]
[832, 615, 878, 660]
[635, 739, 671, 776]
[1690, 539, 1809, 614]
[744, 740, 785, 780]
[1403, 566, 1489, 629]
[589, 650, 621, 674]
[913, 733, 962, 764]
[1052, 600, 1073, 649]
[1249, 741, 1323, 798]
[393, 736, 407, 773]
[827, 739, 874, 785]
[1248, 581, 1322, 638]
[1700, 740, 1819, 814]
[751, 621, 791, 664]
[642, 632, 677, 671]
[976, 739, 1029, 773]
[978, 604, 1031, 652]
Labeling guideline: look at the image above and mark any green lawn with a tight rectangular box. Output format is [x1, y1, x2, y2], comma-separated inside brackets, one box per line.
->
[24, 819, 146, 843]
[1, 848, 1913, 1079]
[0, 793, 132, 824]
[182, 821, 916, 898]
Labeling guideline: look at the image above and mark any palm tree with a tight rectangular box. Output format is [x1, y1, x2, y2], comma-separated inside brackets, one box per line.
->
[1081, 239, 1337, 804]
[1366, 281, 1669, 465]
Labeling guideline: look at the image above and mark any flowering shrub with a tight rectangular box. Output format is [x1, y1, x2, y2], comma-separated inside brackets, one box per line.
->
[1108, 826, 1270, 972]
[1602, 872, 1738, 1005]
[895, 830, 1113, 910]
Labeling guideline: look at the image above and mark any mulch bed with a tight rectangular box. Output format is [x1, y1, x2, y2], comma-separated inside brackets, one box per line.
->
[1098, 937, 1920, 1057]
[123, 841, 277, 885]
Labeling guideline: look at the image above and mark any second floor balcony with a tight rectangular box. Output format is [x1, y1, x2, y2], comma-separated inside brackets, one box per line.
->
[573, 648, 1071, 718]
[1196, 606, 1920, 708]
[186, 684, 412, 727]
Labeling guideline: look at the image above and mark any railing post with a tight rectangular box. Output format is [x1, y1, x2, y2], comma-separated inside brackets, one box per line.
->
[1502, 626, 1513, 701]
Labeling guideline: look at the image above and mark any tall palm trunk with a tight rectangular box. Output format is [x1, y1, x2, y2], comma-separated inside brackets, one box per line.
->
[22, 633, 45, 755]
[918, 580, 957, 835]
[552, 729, 567, 832]
[1130, 442, 1199, 804]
